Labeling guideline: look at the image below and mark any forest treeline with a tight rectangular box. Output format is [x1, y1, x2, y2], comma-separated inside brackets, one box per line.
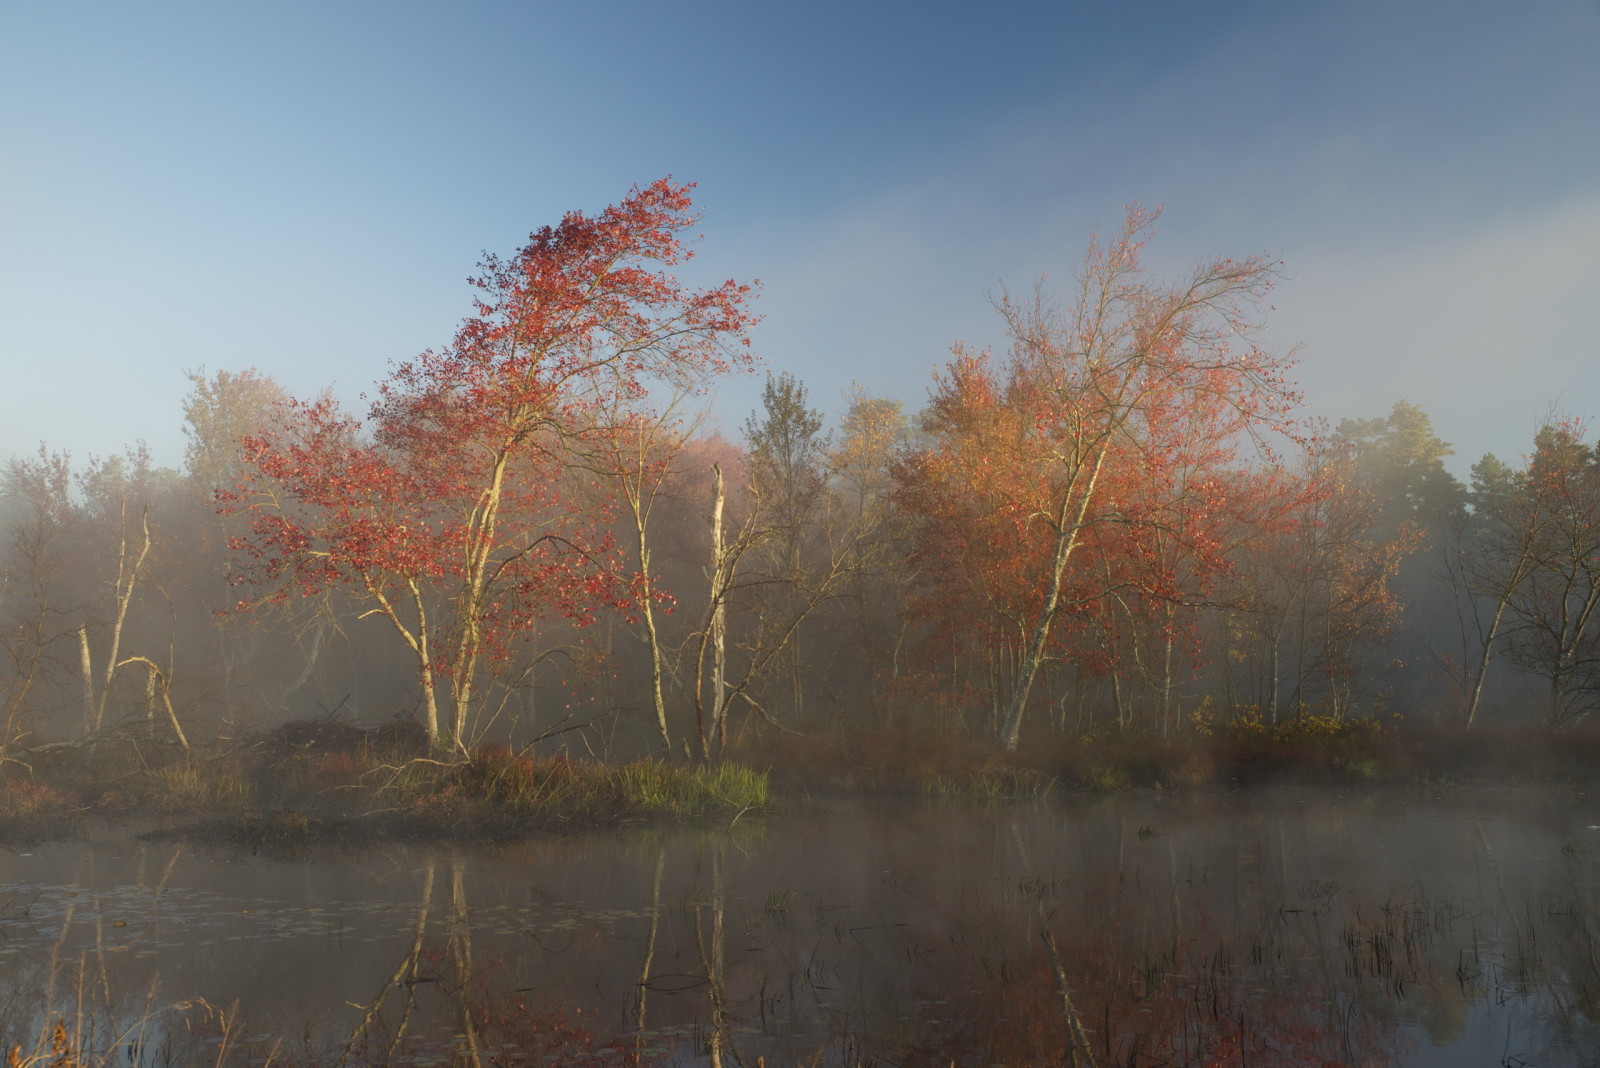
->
[3, 180, 1596, 762]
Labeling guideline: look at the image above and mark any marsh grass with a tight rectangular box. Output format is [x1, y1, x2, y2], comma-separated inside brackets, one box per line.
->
[2, 732, 770, 849]
[0, 776, 83, 845]
[925, 765, 1055, 801]
[143, 760, 256, 812]
[438, 747, 769, 818]
[150, 751, 770, 848]
[0, 888, 273, 1068]
[12, 715, 1600, 850]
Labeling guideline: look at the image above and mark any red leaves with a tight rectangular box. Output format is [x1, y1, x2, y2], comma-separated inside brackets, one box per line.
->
[221, 180, 757, 746]
[894, 207, 1302, 741]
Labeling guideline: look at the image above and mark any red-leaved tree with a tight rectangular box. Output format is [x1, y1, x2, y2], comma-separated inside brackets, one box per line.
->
[224, 179, 757, 752]
[895, 206, 1300, 749]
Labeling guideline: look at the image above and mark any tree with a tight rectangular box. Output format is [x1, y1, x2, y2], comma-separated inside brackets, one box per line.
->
[896, 206, 1300, 749]
[1434, 451, 1542, 727]
[825, 389, 913, 718]
[569, 387, 701, 754]
[75, 448, 159, 735]
[678, 388, 906, 756]
[1493, 423, 1600, 726]
[225, 179, 758, 753]
[1335, 401, 1465, 534]
[176, 367, 313, 727]
[743, 372, 828, 719]
[0, 446, 197, 748]
[182, 367, 295, 495]
[1217, 450, 1421, 724]
[0, 448, 75, 751]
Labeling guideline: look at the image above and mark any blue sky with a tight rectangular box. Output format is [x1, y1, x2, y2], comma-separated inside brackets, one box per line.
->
[3, 0, 1596, 479]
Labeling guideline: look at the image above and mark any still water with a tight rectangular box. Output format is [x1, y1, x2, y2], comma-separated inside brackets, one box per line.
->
[4, 788, 1600, 1066]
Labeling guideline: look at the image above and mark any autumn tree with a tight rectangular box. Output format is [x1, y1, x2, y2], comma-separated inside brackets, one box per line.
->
[897, 207, 1300, 750]
[1213, 445, 1422, 724]
[225, 179, 757, 753]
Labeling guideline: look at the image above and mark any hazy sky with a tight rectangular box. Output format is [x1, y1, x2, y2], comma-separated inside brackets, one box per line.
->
[3, 0, 1596, 479]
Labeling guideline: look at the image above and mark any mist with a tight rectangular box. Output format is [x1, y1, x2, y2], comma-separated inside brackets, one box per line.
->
[6, 2, 1600, 1063]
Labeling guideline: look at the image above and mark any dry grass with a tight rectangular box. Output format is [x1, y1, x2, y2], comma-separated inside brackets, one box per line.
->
[1, 731, 770, 849]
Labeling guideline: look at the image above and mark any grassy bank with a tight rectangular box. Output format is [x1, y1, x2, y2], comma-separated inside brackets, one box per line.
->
[5, 715, 1600, 847]
[0, 733, 770, 848]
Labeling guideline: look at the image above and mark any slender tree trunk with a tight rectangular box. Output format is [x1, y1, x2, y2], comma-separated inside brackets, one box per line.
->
[630, 511, 668, 753]
[78, 625, 95, 735]
[709, 464, 728, 756]
[449, 636, 475, 750]
[693, 628, 710, 760]
[1266, 636, 1280, 725]
[1000, 445, 1111, 750]
[400, 580, 441, 751]
[641, 590, 670, 753]
[95, 503, 152, 730]
[1159, 621, 1175, 741]
[1460, 578, 1513, 729]
[420, 666, 441, 751]
[450, 455, 513, 755]
[1001, 520, 1076, 748]
[786, 567, 802, 722]
[2, 641, 42, 749]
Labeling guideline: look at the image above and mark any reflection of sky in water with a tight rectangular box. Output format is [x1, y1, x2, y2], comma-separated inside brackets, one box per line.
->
[0, 791, 1598, 1066]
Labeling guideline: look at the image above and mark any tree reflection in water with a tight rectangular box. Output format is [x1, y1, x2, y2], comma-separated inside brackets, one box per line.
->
[4, 793, 1600, 1066]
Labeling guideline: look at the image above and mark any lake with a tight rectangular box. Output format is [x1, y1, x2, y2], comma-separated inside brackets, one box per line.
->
[3, 787, 1599, 1066]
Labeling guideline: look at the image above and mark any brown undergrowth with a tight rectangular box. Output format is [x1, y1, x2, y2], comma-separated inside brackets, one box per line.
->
[732, 715, 1600, 798]
[5, 715, 1600, 848]
[0, 723, 770, 849]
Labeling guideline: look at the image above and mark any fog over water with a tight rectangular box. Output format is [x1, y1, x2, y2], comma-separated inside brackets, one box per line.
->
[5, 789, 1600, 1066]
[4, 5, 1600, 1062]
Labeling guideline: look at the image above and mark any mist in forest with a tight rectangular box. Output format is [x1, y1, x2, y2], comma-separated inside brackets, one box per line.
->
[1, 198, 1591, 762]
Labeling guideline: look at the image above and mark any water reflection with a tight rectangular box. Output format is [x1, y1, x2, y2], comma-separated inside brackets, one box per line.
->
[2, 789, 1600, 1066]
